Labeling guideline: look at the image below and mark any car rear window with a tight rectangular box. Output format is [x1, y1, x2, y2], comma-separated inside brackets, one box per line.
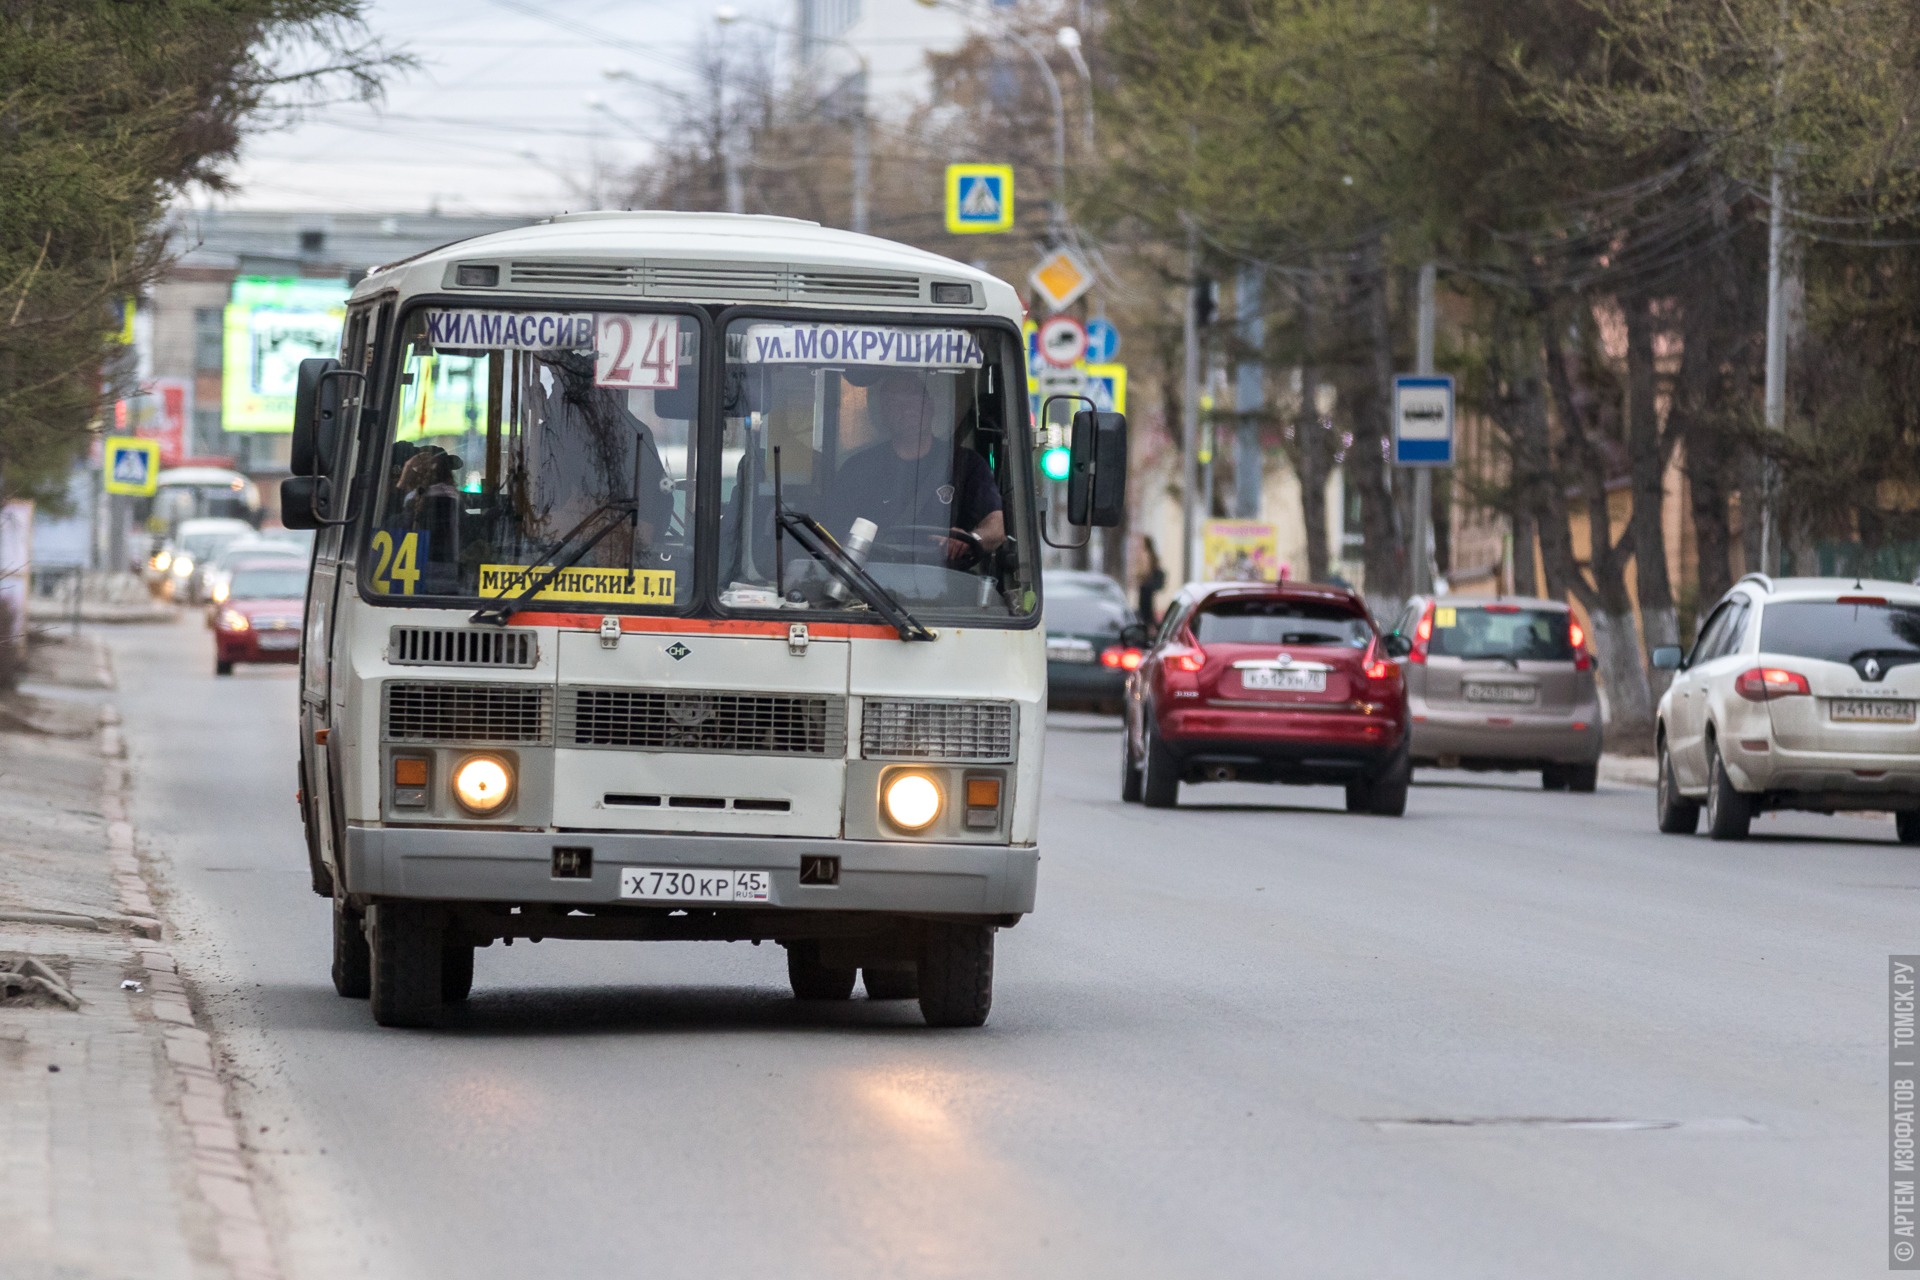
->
[1193, 599, 1371, 647]
[228, 568, 308, 600]
[1046, 593, 1131, 634]
[1758, 601, 1920, 663]
[1428, 607, 1573, 661]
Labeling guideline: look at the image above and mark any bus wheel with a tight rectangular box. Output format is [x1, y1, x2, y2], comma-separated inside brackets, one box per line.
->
[863, 964, 918, 1000]
[441, 941, 475, 1003]
[331, 898, 370, 999]
[918, 923, 993, 1028]
[368, 901, 444, 1028]
[786, 942, 855, 1000]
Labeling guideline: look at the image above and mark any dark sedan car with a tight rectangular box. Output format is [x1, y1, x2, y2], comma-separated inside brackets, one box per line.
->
[1043, 570, 1142, 714]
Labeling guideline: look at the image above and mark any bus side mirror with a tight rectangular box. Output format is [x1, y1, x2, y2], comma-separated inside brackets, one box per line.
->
[1067, 410, 1127, 527]
[1651, 645, 1683, 670]
[292, 358, 362, 478]
[279, 476, 330, 531]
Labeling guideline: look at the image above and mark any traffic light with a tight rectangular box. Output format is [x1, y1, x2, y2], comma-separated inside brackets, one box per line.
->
[1039, 444, 1072, 481]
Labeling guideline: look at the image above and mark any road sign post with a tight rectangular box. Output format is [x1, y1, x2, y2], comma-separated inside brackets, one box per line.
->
[945, 164, 1015, 234]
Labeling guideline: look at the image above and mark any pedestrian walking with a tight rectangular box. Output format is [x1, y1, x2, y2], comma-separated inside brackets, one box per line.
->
[1137, 535, 1166, 627]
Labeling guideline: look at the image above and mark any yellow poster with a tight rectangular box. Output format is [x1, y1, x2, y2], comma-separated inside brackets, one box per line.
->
[477, 564, 676, 605]
[1202, 520, 1284, 582]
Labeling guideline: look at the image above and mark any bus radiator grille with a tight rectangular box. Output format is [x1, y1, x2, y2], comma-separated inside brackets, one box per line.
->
[382, 682, 554, 745]
[860, 700, 1018, 763]
[559, 687, 848, 757]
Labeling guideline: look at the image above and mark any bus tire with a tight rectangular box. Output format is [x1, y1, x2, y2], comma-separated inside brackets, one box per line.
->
[918, 923, 993, 1028]
[863, 964, 918, 1000]
[369, 901, 444, 1028]
[441, 941, 475, 1003]
[331, 897, 370, 999]
[786, 941, 855, 1000]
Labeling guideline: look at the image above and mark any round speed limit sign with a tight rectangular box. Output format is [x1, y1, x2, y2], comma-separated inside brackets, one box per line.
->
[1038, 315, 1088, 368]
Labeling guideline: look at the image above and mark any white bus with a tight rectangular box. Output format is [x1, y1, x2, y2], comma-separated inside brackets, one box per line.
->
[283, 211, 1126, 1028]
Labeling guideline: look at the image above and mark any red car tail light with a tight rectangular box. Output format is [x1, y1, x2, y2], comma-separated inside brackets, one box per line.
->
[1735, 666, 1811, 701]
[1410, 603, 1434, 665]
[1365, 658, 1398, 681]
[1837, 596, 1887, 606]
[1100, 646, 1144, 670]
[1165, 647, 1205, 673]
[1568, 617, 1592, 671]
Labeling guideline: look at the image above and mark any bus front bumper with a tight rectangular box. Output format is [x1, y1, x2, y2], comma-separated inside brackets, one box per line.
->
[343, 826, 1038, 918]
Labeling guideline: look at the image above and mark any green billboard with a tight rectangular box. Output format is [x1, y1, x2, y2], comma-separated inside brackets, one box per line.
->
[221, 277, 348, 432]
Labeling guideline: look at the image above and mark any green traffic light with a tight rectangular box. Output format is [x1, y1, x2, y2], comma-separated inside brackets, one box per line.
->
[1040, 446, 1072, 481]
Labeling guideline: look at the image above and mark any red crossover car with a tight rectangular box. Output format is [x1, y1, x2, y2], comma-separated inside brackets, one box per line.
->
[211, 558, 308, 676]
[1120, 582, 1410, 813]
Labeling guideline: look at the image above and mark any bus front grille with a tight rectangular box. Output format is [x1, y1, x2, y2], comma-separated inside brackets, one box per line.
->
[383, 682, 554, 745]
[559, 687, 847, 757]
[860, 699, 1018, 763]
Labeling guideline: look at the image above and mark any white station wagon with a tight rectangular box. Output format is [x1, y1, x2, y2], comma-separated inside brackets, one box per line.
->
[1653, 574, 1920, 841]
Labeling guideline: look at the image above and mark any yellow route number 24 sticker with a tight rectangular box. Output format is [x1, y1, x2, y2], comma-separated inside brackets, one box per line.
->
[368, 531, 425, 595]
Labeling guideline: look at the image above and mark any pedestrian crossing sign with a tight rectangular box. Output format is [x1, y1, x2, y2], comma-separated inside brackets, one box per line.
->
[103, 438, 161, 496]
[945, 164, 1014, 234]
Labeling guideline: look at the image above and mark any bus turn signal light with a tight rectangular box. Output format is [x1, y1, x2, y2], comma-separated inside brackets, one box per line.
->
[393, 758, 429, 788]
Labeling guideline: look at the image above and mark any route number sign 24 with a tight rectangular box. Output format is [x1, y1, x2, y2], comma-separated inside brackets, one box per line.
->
[596, 315, 679, 390]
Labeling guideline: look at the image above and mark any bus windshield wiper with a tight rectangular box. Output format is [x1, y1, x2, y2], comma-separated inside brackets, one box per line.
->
[778, 507, 934, 642]
[470, 497, 636, 626]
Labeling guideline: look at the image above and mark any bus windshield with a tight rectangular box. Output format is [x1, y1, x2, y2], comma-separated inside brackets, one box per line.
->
[716, 317, 1035, 620]
[365, 306, 698, 608]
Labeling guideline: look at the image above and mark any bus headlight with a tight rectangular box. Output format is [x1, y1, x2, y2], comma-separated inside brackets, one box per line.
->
[882, 772, 942, 832]
[452, 754, 514, 815]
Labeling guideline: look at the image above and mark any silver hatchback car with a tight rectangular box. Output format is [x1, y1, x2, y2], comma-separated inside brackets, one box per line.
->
[1389, 595, 1605, 790]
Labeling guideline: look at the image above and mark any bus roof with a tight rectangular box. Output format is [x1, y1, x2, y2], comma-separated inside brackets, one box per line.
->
[354, 211, 1022, 317]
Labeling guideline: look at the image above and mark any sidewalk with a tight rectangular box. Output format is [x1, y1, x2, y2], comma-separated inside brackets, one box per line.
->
[1599, 753, 1658, 787]
[0, 635, 276, 1280]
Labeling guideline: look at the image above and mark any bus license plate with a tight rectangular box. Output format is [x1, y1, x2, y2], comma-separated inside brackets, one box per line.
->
[618, 867, 772, 904]
[1242, 667, 1325, 692]
[1830, 699, 1916, 723]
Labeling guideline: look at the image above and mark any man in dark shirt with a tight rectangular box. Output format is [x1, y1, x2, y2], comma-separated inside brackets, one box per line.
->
[830, 370, 1004, 564]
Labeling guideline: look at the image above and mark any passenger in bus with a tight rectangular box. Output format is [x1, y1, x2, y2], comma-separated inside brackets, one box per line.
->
[830, 370, 1004, 566]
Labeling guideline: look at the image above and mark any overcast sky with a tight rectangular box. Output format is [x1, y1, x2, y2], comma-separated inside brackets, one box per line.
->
[207, 0, 787, 216]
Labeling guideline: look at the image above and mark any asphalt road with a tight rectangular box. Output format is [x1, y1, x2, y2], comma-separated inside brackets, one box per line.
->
[107, 614, 1910, 1280]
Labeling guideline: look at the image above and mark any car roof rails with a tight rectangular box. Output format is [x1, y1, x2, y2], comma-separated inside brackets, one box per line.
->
[1736, 572, 1773, 593]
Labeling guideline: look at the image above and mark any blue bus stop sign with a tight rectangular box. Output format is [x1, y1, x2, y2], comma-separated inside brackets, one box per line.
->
[1392, 375, 1454, 467]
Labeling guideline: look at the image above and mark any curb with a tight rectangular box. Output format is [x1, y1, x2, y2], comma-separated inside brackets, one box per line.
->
[96, 656, 284, 1280]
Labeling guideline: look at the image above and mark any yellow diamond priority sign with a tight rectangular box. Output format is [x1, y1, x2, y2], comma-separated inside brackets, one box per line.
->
[103, 438, 161, 497]
[1028, 248, 1094, 314]
[945, 164, 1014, 234]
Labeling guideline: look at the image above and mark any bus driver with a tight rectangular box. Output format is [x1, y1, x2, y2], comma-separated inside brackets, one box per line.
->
[831, 369, 1005, 566]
